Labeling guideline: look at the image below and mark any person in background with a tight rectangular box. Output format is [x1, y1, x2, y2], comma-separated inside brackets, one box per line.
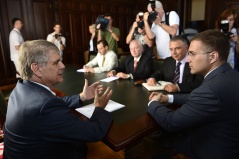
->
[215, 9, 239, 71]
[84, 39, 118, 73]
[126, 12, 154, 57]
[144, 0, 180, 59]
[107, 39, 154, 80]
[47, 22, 66, 59]
[147, 35, 203, 93]
[87, 24, 98, 62]
[148, 30, 239, 159]
[9, 17, 24, 78]
[4, 40, 113, 159]
[97, 13, 120, 55]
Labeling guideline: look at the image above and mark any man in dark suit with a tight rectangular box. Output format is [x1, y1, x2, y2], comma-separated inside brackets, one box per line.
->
[147, 35, 203, 93]
[107, 39, 154, 80]
[4, 40, 113, 159]
[148, 30, 239, 159]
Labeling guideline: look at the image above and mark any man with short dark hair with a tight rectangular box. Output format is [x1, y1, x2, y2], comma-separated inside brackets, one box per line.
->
[83, 39, 118, 73]
[47, 22, 66, 58]
[148, 30, 239, 159]
[9, 17, 24, 78]
[4, 40, 113, 159]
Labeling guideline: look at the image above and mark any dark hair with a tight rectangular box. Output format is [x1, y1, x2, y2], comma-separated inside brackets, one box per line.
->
[170, 35, 189, 46]
[53, 22, 61, 27]
[97, 39, 109, 47]
[104, 13, 112, 17]
[191, 29, 230, 62]
[12, 18, 22, 26]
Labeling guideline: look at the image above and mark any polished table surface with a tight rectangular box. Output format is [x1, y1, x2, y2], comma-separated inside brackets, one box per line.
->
[56, 65, 161, 151]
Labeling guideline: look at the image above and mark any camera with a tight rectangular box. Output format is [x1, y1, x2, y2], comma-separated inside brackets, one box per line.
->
[221, 20, 234, 39]
[95, 15, 109, 31]
[148, 0, 158, 22]
[137, 12, 144, 29]
[55, 34, 62, 39]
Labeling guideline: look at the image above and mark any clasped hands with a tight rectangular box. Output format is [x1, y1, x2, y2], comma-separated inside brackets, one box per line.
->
[149, 92, 168, 104]
[83, 65, 94, 73]
[80, 79, 112, 109]
[107, 70, 129, 79]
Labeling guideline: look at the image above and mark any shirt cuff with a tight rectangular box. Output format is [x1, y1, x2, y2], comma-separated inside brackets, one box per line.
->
[129, 73, 133, 79]
[168, 94, 174, 103]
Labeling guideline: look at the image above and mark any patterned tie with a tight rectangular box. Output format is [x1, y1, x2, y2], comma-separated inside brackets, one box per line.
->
[134, 60, 138, 72]
[102, 55, 105, 67]
[173, 62, 181, 84]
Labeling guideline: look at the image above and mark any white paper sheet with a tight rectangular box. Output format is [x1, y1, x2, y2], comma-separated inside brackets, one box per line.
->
[100, 76, 118, 82]
[77, 69, 85, 72]
[75, 100, 125, 118]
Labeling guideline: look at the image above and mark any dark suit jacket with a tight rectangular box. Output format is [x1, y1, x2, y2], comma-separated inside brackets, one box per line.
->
[148, 63, 239, 159]
[150, 56, 203, 93]
[4, 80, 112, 159]
[115, 53, 154, 80]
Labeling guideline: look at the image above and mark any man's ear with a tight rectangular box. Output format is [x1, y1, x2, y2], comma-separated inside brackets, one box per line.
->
[210, 51, 219, 64]
[31, 63, 42, 77]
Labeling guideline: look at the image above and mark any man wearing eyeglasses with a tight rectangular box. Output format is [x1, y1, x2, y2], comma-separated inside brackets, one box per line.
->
[147, 35, 203, 93]
[148, 30, 239, 159]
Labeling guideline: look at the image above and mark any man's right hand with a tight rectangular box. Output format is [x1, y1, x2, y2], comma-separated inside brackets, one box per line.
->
[96, 24, 101, 30]
[107, 70, 116, 77]
[147, 78, 156, 86]
[94, 87, 112, 109]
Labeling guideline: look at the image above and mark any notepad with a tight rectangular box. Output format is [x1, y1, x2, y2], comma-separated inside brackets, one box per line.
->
[100, 76, 118, 82]
[142, 81, 172, 91]
[75, 100, 125, 118]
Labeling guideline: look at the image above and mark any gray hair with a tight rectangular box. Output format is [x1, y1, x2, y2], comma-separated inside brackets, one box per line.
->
[147, 1, 163, 10]
[18, 40, 59, 80]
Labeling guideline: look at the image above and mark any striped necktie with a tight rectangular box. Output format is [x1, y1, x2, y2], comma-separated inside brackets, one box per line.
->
[173, 62, 181, 84]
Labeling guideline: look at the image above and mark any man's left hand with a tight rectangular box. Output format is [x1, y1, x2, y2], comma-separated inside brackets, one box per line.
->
[80, 79, 103, 101]
[116, 72, 129, 79]
[164, 84, 179, 92]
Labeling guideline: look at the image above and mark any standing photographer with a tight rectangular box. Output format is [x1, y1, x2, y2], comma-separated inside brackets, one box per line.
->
[143, 0, 179, 59]
[216, 9, 239, 71]
[97, 13, 120, 55]
[126, 12, 154, 57]
[47, 22, 66, 59]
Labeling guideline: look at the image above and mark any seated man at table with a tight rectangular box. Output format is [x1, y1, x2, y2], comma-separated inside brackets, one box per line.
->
[107, 39, 154, 80]
[147, 35, 203, 93]
[148, 30, 239, 159]
[4, 40, 113, 159]
[83, 39, 118, 73]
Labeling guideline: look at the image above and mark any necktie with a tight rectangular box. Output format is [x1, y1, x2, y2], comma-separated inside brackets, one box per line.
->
[102, 55, 105, 67]
[134, 60, 138, 72]
[173, 62, 181, 84]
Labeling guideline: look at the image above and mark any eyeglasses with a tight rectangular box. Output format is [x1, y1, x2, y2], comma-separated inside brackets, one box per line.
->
[187, 51, 213, 58]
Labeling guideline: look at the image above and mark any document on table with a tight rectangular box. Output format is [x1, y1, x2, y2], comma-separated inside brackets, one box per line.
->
[77, 68, 85, 72]
[100, 76, 118, 82]
[75, 100, 125, 118]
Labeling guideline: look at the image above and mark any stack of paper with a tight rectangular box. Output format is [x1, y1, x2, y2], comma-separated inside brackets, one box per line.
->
[75, 100, 125, 118]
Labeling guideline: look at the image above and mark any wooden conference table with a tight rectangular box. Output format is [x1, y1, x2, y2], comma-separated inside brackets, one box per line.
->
[56, 65, 162, 153]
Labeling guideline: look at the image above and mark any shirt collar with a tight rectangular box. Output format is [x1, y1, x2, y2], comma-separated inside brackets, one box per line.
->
[134, 55, 142, 62]
[30, 81, 56, 96]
